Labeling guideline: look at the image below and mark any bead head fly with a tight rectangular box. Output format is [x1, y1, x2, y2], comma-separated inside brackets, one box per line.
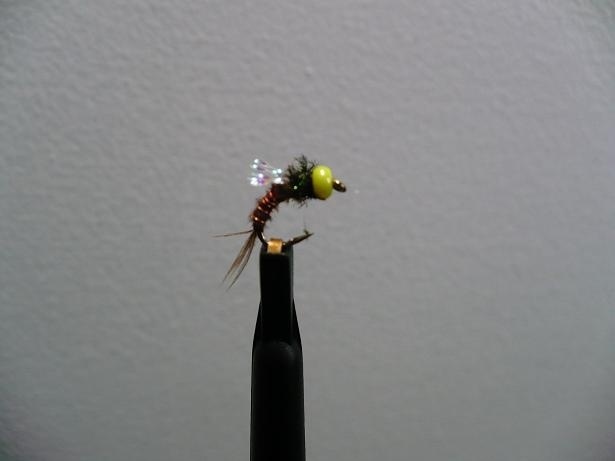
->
[219, 155, 346, 286]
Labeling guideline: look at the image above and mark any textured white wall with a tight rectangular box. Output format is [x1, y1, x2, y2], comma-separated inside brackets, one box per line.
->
[1, 1, 614, 460]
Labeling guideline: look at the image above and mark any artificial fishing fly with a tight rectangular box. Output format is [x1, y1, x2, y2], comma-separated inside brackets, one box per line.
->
[219, 155, 346, 286]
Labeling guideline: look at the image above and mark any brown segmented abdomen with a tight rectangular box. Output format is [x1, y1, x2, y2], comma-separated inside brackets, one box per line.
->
[250, 186, 280, 233]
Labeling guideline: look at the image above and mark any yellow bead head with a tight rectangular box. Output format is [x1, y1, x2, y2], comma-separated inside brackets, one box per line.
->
[311, 164, 346, 200]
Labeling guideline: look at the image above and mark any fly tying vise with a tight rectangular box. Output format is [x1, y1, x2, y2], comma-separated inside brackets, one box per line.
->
[219, 155, 346, 286]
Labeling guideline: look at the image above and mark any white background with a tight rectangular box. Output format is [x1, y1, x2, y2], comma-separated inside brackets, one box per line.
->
[1, 1, 614, 460]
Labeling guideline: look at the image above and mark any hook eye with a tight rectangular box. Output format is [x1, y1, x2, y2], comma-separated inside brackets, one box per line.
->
[333, 178, 346, 192]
